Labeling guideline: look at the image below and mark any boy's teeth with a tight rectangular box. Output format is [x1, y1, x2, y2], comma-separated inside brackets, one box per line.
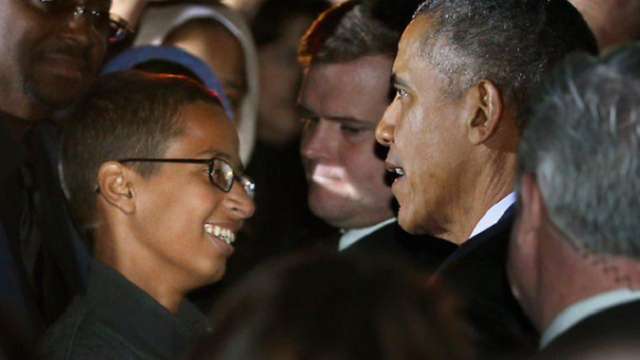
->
[395, 168, 405, 176]
[205, 224, 235, 245]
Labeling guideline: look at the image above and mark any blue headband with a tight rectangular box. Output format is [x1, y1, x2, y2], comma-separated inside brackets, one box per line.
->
[102, 45, 235, 120]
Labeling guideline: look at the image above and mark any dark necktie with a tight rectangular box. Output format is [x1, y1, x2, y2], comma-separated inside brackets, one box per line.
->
[18, 124, 89, 327]
[18, 130, 45, 313]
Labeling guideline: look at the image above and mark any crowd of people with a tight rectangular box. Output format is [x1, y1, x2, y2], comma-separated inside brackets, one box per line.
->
[0, 0, 638, 359]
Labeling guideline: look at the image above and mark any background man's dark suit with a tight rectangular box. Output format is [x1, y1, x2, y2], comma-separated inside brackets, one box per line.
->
[434, 206, 538, 358]
[342, 221, 456, 272]
[535, 300, 640, 358]
[0, 115, 89, 338]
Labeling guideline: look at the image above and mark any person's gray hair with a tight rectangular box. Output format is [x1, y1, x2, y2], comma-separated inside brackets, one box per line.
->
[413, 0, 597, 124]
[519, 43, 640, 258]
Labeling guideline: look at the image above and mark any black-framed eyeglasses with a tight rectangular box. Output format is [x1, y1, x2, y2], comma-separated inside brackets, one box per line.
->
[118, 157, 256, 199]
[24, 0, 125, 42]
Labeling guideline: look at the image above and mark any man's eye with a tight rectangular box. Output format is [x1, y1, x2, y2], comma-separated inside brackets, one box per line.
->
[395, 88, 408, 99]
[89, 9, 108, 20]
[341, 125, 365, 135]
[301, 116, 319, 126]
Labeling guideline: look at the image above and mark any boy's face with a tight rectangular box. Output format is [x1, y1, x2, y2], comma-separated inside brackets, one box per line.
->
[131, 101, 255, 288]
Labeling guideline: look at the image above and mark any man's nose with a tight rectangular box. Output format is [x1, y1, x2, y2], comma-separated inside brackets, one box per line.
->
[375, 104, 397, 147]
[300, 120, 337, 161]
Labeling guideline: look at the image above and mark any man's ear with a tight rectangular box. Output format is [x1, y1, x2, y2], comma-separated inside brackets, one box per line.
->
[519, 173, 547, 233]
[466, 80, 503, 145]
[96, 161, 136, 215]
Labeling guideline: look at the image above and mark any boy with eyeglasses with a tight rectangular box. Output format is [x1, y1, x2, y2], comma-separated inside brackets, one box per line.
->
[39, 71, 255, 359]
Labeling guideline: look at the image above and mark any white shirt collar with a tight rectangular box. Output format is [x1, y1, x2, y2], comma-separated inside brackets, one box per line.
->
[540, 288, 640, 348]
[338, 218, 397, 251]
[468, 192, 517, 239]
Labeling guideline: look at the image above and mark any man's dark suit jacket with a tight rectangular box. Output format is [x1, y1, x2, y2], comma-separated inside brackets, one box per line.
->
[434, 206, 538, 358]
[341, 221, 457, 272]
[536, 299, 640, 358]
[0, 115, 89, 339]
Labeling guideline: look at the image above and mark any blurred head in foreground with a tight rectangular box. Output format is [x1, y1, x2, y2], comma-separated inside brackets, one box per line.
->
[188, 252, 473, 360]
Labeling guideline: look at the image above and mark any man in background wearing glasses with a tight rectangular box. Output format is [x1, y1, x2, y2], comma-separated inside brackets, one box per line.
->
[0, 0, 134, 341]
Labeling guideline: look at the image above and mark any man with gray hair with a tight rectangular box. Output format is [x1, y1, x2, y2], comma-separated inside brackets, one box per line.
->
[298, 0, 455, 267]
[509, 43, 640, 357]
[375, 0, 597, 356]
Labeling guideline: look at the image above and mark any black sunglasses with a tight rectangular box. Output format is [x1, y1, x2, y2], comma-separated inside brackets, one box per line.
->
[117, 157, 256, 199]
[25, 0, 129, 43]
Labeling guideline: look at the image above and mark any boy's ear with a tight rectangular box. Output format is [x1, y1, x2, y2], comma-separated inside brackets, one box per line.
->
[96, 161, 136, 215]
[466, 80, 503, 145]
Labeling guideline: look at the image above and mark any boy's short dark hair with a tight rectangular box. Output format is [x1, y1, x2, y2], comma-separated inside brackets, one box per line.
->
[60, 70, 224, 229]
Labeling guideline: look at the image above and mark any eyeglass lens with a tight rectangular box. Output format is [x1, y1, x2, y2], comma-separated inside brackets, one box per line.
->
[28, 0, 112, 37]
[209, 159, 255, 198]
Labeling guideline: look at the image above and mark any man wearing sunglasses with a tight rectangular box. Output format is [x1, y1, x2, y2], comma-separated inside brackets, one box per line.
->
[0, 0, 112, 116]
[0, 0, 143, 340]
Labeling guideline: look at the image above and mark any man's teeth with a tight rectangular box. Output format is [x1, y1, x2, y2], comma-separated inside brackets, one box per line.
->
[204, 224, 236, 245]
[393, 167, 405, 176]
